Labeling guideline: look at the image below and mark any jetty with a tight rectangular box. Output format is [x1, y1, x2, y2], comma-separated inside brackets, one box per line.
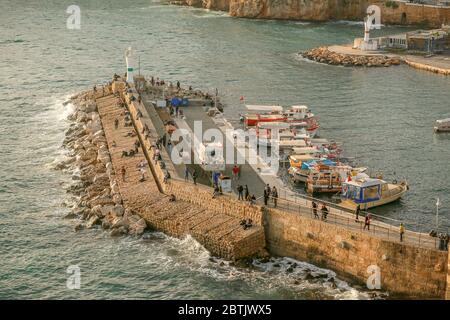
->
[62, 73, 450, 299]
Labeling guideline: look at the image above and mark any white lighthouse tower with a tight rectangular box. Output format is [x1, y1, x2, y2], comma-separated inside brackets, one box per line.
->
[124, 47, 136, 83]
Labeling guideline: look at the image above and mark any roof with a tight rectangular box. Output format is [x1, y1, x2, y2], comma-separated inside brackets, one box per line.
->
[292, 147, 320, 154]
[344, 173, 385, 188]
[290, 105, 308, 110]
[289, 154, 317, 161]
[279, 140, 307, 147]
[246, 105, 283, 112]
[436, 118, 450, 124]
[257, 122, 290, 129]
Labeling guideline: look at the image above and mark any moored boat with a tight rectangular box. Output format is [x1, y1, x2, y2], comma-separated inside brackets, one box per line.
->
[434, 118, 450, 132]
[339, 173, 408, 210]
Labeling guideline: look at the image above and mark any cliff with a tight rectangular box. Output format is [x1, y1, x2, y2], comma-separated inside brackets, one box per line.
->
[172, 0, 450, 27]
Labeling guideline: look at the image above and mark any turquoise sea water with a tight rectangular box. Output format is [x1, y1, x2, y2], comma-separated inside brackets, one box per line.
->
[1, 1, 449, 299]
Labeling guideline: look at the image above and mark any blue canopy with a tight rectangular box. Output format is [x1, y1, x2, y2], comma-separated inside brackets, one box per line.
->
[171, 97, 181, 107]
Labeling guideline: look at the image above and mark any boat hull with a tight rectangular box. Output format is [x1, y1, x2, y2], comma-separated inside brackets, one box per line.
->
[340, 184, 408, 210]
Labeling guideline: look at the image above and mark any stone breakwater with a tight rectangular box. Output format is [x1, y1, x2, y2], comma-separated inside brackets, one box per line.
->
[302, 47, 402, 68]
[57, 80, 266, 261]
[60, 88, 148, 237]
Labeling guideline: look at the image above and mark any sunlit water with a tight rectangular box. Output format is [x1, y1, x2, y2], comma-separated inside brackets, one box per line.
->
[0, 1, 449, 299]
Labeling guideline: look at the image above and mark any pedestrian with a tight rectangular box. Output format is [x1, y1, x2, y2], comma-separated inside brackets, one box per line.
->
[444, 234, 449, 251]
[212, 184, 220, 199]
[114, 118, 119, 129]
[312, 201, 319, 219]
[364, 213, 371, 230]
[321, 204, 328, 221]
[192, 170, 197, 185]
[232, 165, 240, 181]
[237, 185, 244, 200]
[184, 167, 189, 181]
[250, 194, 256, 205]
[399, 223, 405, 242]
[263, 184, 270, 206]
[121, 166, 126, 182]
[177, 81, 180, 89]
[271, 186, 278, 208]
[167, 140, 172, 156]
[244, 185, 249, 200]
[355, 204, 360, 222]
[162, 133, 167, 147]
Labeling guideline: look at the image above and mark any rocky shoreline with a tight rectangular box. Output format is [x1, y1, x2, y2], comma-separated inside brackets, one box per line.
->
[301, 47, 402, 68]
[57, 88, 147, 237]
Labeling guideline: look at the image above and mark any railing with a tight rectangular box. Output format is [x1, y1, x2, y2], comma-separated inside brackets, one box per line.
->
[258, 191, 447, 251]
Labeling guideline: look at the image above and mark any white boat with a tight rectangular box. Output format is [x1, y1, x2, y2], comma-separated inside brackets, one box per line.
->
[340, 173, 408, 210]
[434, 118, 450, 132]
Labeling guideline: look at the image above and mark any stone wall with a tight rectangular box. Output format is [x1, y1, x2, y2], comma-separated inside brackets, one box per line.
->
[264, 207, 449, 298]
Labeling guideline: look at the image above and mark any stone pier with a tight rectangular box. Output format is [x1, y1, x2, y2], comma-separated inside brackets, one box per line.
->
[95, 86, 266, 261]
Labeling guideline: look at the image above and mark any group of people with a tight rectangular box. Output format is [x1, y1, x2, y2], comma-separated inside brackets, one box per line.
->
[312, 201, 329, 221]
[263, 184, 278, 207]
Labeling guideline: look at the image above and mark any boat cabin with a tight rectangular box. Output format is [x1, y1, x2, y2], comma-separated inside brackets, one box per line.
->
[341, 176, 385, 204]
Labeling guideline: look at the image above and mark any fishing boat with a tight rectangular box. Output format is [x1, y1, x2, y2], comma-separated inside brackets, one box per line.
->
[287, 156, 325, 183]
[434, 118, 450, 132]
[306, 164, 367, 194]
[339, 173, 408, 210]
[244, 105, 286, 127]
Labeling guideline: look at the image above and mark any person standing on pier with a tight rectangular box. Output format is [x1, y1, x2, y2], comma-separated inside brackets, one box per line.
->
[244, 185, 249, 200]
[121, 166, 126, 182]
[192, 170, 197, 185]
[177, 81, 180, 90]
[364, 213, 371, 230]
[355, 204, 361, 222]
[184, 167, 189, 182]
[237, 185, 244, 200]
[263, 184, 270, 206]
[399, 223, 405, 242]
[167, 140, 173, 156]
[321, 204, 328, 221]
[232, 165, 240, 181]
[271, 186, 278, 208]
[312, 201, 319, 219]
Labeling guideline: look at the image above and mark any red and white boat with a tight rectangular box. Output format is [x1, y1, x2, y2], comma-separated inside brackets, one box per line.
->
[244, 104, 319, 137]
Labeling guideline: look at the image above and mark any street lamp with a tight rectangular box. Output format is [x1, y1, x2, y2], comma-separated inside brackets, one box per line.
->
[436, 197, 441, 230]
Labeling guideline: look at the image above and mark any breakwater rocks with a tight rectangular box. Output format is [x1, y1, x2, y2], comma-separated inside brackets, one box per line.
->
[302, 47, 402, 68]
[59, 88, 147, 237]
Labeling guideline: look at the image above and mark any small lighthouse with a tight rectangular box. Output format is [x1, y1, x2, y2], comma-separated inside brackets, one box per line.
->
[124, 47, 136, 83]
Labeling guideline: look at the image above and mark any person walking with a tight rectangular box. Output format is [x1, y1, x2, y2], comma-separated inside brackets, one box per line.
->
[184, 167, 189, 182]
[312, 201, 319, 219]
[355, 204, 361, 222]
[263, 184, 270, 206]
[399, 223, 405, 242]
[177, 81, 181, 90]
[192, 170, 197, 185]
[232, 165, 240, 181]
[237, 185, 244, 200]
[271, 186, 278, 208]
[114, 118, 119, 129]
[321, 204, 329, 221]
[244, 185, 249, 200]
[167, 140, 172, 156]
[121, 166, 126, 182]
[364, 213, 371, 230]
